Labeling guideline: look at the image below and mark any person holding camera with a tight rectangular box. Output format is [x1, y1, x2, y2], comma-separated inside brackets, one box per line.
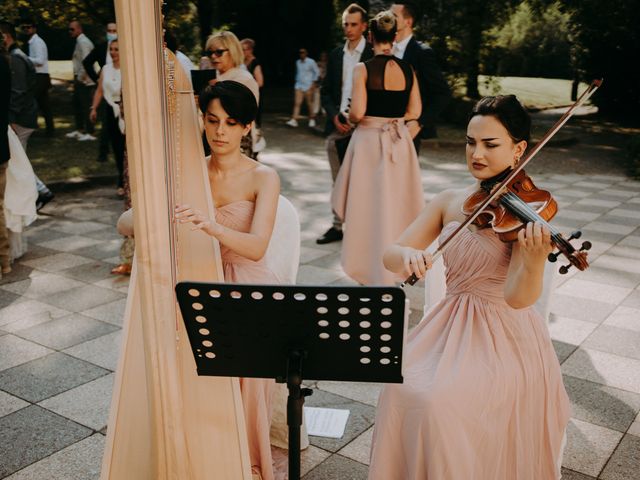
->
[316, 3, 373, 245]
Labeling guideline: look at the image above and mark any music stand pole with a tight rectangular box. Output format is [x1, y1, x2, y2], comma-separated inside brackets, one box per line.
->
[286, 350, 313, 479]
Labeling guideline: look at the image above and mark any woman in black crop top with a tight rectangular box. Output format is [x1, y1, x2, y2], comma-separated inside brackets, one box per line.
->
[331, 10, 425, 285]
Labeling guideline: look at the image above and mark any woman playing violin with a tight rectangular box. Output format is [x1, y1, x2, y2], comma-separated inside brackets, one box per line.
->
[369, 95, 570, 479]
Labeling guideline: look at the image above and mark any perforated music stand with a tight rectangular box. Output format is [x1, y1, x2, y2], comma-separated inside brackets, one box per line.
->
[175, 282, 407, 480]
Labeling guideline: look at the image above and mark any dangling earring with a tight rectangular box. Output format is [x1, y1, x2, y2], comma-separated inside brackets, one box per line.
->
[514, 155, 520, 167]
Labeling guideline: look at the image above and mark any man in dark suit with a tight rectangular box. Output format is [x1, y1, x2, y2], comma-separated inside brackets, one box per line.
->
[391, 2, 450, 154]
[0, 44, 11, 275]
[82, 21, 117, 162]
[317, 3, 373, 244]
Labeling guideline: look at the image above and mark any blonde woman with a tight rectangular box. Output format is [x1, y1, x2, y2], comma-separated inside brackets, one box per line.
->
[203, 31, 259, 158]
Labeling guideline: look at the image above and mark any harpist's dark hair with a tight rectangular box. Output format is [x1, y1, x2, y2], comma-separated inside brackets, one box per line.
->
[198, 80, 258, 126]
[469, 95, 531, 144]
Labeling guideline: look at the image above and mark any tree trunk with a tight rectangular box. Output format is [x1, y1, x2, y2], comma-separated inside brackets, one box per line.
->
[464, 4, 484, 99]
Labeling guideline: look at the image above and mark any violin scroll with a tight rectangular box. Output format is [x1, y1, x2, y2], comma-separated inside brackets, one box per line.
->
[547, 229, 591, 274]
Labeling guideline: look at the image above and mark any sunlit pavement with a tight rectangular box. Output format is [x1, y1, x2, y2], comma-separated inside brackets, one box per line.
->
[1, 118, 639, 479]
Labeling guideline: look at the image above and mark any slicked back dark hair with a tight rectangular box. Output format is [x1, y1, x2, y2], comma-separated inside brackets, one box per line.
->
[396, 2, 421, 25]
[198, 80, 258, 126]
[469, 95, 531, 144]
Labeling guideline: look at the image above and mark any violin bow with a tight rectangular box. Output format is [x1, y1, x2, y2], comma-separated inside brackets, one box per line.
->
[401, 79, 603, 287]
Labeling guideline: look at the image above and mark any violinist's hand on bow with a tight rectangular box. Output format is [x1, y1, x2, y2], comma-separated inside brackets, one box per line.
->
[174, 204, 221, 237]
[518, 221, 553, 268]
[401, 247, 433, 280]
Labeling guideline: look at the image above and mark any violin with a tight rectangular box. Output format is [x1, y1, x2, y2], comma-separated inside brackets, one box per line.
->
[462, 167, 591, 274]
[401, 79, 602, 287]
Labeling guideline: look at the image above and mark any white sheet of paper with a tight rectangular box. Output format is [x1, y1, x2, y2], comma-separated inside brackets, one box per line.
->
[303, 406, 350, 438]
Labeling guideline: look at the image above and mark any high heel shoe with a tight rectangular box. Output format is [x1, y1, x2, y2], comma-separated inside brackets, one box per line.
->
[111, 263, 132, 275]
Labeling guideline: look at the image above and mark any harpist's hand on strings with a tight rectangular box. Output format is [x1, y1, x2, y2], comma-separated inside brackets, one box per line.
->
[174, 204, 222, 237]
[401, 247, 433, 280]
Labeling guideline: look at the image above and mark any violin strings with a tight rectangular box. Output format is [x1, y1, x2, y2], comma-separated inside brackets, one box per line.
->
[501, 192, 564, 243]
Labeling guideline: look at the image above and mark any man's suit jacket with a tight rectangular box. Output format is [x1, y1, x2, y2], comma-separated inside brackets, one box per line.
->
[82, 42, 109, 84]
[403, 37, 450, 139]
[321, 42, 374, 135]
[0, 55, 11, 164]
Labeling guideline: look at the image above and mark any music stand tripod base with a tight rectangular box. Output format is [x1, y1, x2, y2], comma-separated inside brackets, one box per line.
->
[176, 282, 408, 480]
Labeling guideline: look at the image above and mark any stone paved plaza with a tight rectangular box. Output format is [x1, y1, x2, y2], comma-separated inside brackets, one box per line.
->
[1, 119, 640, 479]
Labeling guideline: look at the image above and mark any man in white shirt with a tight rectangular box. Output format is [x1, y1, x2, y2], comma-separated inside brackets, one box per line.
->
[21, 21, 54, 135]
[67, 20, 96, 141]
[316, 3, 373, 245]
[285, 48, 320, 128]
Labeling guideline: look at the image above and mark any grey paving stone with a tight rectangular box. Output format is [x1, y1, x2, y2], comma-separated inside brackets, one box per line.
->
[600, 434, 640, 480]
[0, 273, 85, 299]
[2, 311, 68, 334]
[338, 426, 373, 465]
[562, 348, 640, 394]
[606, 244, 640, 260]
[40, 284, 125, 313]
[80, 298, 127, 326]
[302, 454, 368, 480]
[553, 340, 578, 364]
[603, 306, 640, 332]
[0, 405, 91, 478]
[64, 330, 122, 371]
[25, 227, 70, 245]
[38, 235, 100, 253]
[308, 251, 343, 272]
[583, 325, 640, 361]
[583, 221, 637, 236]
[622, 289, 640, 309]
[0, 263, 39, 287]
[0, 352, 110, 403]
[0, 299, 68, 328]
[574, 198, 622, 209]
[11, 244, 58, 263]
[578, 228, 626, 245]
[564, 375, 640, 433]
[562, 418, 623, 477]
[297, 265, 345, 285]
[4, 433, 105, 480]
[83, 226, 125, 242]
[0, 288, 21, 309]
[21, 253, 94, 273]
[300, 445, 332, 477]
[39, 374, 114, 430]
[59, 260, 116, 283]
[617, 235, 640, 248]
[72, 240, 124, 261]
[576, 265, 640, 289]
[305, 389, 376, 453]
[93, 275, 131, 293]
[548, 315, 598, 346]
[607, 208, 640, 220]
[407, 307, 424, 329]
[316, 382, 382, 408]
[0, 335, 53, 371]
[593, 254, 640, 275]
[49, 220, 109, 235]
[15, 313, 120, 350]
[559, 468, 596, 480]
[0, 390, 29, 417]
[556, 279, 631, 305]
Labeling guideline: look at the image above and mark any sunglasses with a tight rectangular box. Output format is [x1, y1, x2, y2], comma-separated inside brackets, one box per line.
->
[207, 48, 228, 57]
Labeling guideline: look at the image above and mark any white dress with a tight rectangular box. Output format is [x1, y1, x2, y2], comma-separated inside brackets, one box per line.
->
[4, 127, 38, 260]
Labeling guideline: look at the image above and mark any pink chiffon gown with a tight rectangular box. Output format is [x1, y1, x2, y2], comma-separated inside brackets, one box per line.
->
[369, 221, 570, 480]
[215, 200, 280, 480]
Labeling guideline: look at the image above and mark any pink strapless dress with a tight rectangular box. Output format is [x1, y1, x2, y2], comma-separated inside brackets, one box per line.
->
[369, 221, 570, 480]
[216, 200, 280, 480]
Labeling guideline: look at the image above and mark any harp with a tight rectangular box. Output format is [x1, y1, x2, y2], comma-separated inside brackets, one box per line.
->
[101, 1, 252, 478]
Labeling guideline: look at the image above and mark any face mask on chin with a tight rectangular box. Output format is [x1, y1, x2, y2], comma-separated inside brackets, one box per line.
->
[107, 33, 117, 42]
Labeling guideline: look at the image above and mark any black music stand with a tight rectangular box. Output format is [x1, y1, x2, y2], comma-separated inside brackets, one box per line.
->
[175, 282, 407, 480]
